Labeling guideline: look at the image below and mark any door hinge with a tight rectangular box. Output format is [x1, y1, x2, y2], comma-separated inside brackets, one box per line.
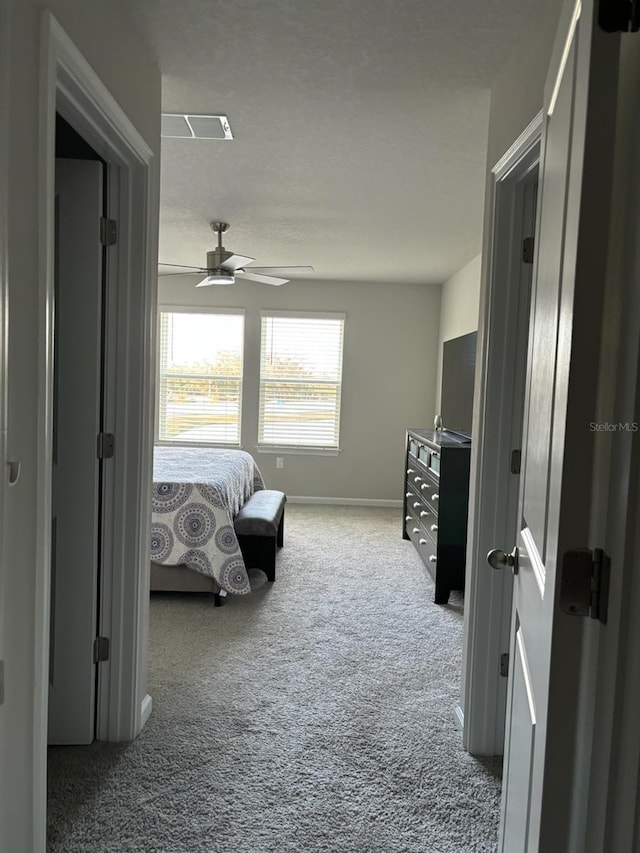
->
[500, 653, 509, 678]
[100, 217, 117, 247]
[522, 236, 535, 264]
[510, 449, 521, 474]
[560, 548, 610, 624]
[97, 432, 115, 459]
[599, 0, 640, 32]
[93, 636, 110, 663]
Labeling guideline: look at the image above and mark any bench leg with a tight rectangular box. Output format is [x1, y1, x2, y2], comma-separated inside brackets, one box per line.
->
[237, 533, 277, 582]
[277, 508, 285, 548]
[264, 549, 276, 583]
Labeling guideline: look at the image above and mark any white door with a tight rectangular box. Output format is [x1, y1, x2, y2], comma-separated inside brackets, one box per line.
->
[48, 158, 104, 745]
[491, 2, 621, 850]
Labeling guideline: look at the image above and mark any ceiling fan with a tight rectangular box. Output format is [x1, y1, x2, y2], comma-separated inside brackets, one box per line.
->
[158, 222, 314, 287]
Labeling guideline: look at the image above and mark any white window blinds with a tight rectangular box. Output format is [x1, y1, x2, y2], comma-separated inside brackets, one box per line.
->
[258, 312, 345, 449]
[157, 309, 244, 445]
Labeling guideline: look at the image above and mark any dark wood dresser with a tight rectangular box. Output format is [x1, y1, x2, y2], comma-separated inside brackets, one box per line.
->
[402, 428, 471, 604]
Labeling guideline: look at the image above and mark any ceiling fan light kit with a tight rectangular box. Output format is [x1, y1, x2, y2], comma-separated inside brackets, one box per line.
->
[196, 273, 235, 287]
[159, 222, 314, 287]
[161, 114, 233, 140]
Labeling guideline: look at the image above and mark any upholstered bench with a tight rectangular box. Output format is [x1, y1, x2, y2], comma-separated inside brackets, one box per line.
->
[234, 489, 286, 582]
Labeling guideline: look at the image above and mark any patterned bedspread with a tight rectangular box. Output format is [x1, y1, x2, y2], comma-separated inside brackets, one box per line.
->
[150, 447, 265, 595]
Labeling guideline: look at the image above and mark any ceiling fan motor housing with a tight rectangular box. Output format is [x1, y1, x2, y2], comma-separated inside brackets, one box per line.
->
[206, 248, 234, 269]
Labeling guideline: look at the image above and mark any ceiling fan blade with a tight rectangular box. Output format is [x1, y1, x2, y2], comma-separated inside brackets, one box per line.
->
[159, 270, 208, 277]
[221, 253, 254, 271]
[243, 265, 314, 275]
[158, 263, 207, 275]
[237, 271, 289, 286]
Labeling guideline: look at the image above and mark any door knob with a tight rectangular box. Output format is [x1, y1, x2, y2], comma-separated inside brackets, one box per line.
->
[487, 546, 519, 575]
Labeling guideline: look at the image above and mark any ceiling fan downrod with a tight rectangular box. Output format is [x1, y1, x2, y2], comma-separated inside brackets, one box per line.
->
[207, 222, 232, 269]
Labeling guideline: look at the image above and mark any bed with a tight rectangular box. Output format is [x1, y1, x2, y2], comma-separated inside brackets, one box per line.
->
[150, 446, 265, 598]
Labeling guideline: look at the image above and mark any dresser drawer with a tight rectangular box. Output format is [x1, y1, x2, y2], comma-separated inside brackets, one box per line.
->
[419, 506, 439, 543]
[405, 485, 424, 517]
[405, 503, 438, 545]
[405, 482, 438, 529]
[410, 480, 439, 516]
[406, 519, 437, 568]
[406, 474, 436, 507]
[424, 486, 440, 515]
[421, 464, 439, 490]
[407, 466, 429, 491]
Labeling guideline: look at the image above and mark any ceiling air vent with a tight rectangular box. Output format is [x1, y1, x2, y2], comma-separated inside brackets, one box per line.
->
[161, 114, 233, 140]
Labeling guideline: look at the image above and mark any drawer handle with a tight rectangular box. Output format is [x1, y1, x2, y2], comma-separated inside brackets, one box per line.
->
[420, 510, 429, 518]
[431, 493, 439, 502]
[429, 555, 437, 564]
[405, 515, 411, 522]
[405, 492, 412, 498]
[413, 502, 420, 509]
[430, 524, 438, 532]
[413, 527, 420, 534]
[407, 467, 415, 474]
[414, 476, 422, 483]
[420, 483, 429, 491]
[419, 538, 427, 546]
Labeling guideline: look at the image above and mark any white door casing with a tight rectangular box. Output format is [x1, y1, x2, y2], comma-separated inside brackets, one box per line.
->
[48, 158, 104, 745]
[498, 1, 620, 851]
[461, 114, 541, 756]
[0, 1, 8, 838]
[33, 13, 158, 850]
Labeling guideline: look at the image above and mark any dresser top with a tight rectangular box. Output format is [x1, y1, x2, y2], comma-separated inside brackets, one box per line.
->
[408, 427, 472, 449]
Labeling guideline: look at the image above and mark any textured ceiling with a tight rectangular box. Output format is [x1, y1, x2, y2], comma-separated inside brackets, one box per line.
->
[128, 0, 539, 285]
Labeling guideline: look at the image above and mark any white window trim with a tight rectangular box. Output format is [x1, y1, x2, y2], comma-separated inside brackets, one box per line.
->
[258, 309, 346, 452]
[255, 446, 342, 456]
[156, 305, 245, 447]
[260, 309, 346, 321]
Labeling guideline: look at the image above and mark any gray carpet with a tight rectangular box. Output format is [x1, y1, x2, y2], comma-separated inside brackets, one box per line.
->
[47, 504, 502, 852]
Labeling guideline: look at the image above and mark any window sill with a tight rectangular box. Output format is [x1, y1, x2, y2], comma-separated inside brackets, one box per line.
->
[155, 440, 242, 449]
[256, 446, 342, 457]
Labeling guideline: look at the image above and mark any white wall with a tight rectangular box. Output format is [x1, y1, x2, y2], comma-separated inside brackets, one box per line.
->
[432, 0, 563, 419]
[1, 1, 160, 849]
[435, 253, 482, 411]
[485, 0, 563, 169]
[159, 275, 441, 501]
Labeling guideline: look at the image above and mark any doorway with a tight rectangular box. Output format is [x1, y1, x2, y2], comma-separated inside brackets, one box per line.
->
[48, 117, 108, 745]
[461, 115, 542, 756]
[33, 13, 157, 848]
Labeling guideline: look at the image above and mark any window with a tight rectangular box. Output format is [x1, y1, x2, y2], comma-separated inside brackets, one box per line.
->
[157, 309, 244, 445]
[258, 311, 345, 450]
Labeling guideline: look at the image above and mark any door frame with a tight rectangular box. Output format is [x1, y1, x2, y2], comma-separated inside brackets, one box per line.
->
[34, 11, 158, 846]
[0, 0, 8, 810]
[461, 112, 543, 755]
[583, 36, 640, 849]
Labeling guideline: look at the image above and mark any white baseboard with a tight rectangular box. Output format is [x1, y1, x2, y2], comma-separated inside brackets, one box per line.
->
[455, 703, 465, 733]
[287, 496, 402, 508]
[141, 693, 153, 729]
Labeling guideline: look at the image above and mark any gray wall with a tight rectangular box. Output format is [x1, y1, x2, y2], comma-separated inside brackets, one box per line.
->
[1, 1, 160, 848]
[159, 275, 441, 502]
